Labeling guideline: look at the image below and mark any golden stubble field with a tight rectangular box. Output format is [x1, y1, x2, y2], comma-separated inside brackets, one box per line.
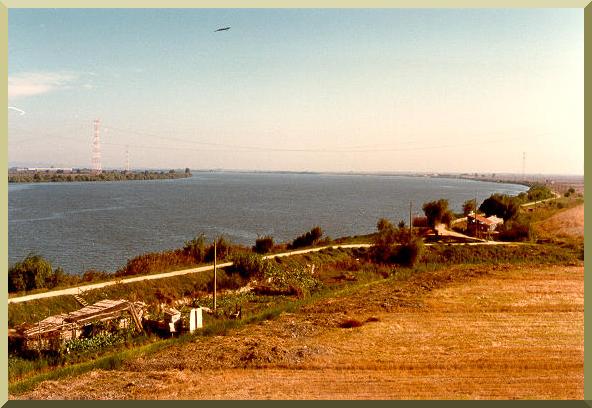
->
[16, 261, 583, 400]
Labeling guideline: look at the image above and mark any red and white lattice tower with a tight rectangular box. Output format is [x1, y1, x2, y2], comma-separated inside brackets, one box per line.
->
[91, 119, 102, 175]
[125, 145, 130, 172]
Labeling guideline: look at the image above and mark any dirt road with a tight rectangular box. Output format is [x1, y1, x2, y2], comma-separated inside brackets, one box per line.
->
[7, 244, 370, 304]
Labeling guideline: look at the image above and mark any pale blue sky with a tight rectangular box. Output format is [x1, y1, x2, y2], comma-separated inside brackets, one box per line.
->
[8, 9, 583, 174]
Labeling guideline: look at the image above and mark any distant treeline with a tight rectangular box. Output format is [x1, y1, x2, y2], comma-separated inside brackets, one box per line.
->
[8, 168, 192, 183]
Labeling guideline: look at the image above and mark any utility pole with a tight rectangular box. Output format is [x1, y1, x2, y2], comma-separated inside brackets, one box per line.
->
[473, 197, 478, 238]
[522, 152, 526, 182]
[91, 119, 102, 175]
[213, 241, 217, 312]
[125, 145, 130, 172]
[409, 201, 412, 241]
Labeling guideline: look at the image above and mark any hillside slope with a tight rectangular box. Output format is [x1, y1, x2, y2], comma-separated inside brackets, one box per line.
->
[15, 262, 583, 400]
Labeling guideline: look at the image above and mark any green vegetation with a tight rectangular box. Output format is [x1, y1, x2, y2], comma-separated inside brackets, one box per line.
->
[8, 255, 79, 293]
[422, 199, 453, 228]
[462, 199, 476, 216]
[419, 243, 580, 266]
[289, 226, 325, 249]
[479, 194, 520, 221]
[227, 253, 272, 279]
[8, 232, 583, 394]
[253, 236, 274, 254]
[370, 217, 423, 267]
[8, 178, 584, 395]
[8, 169, 192, 183]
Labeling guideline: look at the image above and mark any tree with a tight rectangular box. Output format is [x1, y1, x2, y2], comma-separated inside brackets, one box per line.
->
[376, 218, 393, 232]
[185, 167, 191, 174]
[479, 194, 519, 221]
[526, 184, 554, 202]
[8, 254, 54, 292]
[422, 199, 452, 229]
[462, 199, 476, 216]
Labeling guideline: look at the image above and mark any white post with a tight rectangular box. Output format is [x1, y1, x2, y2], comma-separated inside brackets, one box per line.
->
[189, 308, 203, 333]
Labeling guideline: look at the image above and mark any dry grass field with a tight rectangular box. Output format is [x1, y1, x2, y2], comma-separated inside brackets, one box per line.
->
[534, 204, 584, 241]
[15, 261, 583, 400]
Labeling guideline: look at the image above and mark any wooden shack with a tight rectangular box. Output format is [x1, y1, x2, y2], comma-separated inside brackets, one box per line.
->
[20, 299, 146, 351]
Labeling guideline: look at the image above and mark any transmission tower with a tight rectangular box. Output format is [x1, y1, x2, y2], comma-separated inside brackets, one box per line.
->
[522, 152, 526, 181]
[91, 119, 102, 175]
[125, 145, 130, 172]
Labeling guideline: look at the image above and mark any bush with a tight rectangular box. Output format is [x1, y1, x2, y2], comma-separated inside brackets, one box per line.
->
[9, 254, 54, 292]
[498, 219, 533, 242]
[462, 199, 476, 216]
[205, 236, 232, 262]
[526, 184, 554, 202]
[339, 319, 363, 328]
[184, 234, 207, 262]
[371, 234, 423, 266]
[376, 218, 393, 232]
[262, 263, 322, 298]
[228, 253, 272, 279]
[253, 236, 274, 254]
[395, 238, 424, 267]
[289, 226, 324, 249]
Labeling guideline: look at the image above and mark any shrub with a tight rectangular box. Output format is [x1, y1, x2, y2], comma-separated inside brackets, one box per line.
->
[290, 226, 324, 249]
[228, 253, 272, 279]
[395, 238, 424, 267]
[253, 236, 274, 254]
[498, 219, 533, 242]
[526, 184, 554, 202]
[262, 263, 322, 298]
[376, 218, 393, 232]
[205, 236, 232, 262]
[9, 254, 54, 292]
[462, 199, 476, 216]
[339, 319, 363, 328]
[184, 234, 207, 263]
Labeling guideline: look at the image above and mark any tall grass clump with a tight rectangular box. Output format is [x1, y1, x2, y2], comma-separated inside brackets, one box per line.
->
[289, 226, 324, 249]
[253, 236, 274, 254]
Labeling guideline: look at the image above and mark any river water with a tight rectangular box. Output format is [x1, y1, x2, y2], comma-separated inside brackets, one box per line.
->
[8, 172, 527, 274]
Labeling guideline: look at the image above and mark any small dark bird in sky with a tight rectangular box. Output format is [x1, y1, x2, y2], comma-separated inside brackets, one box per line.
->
[214, 26, 231, 32]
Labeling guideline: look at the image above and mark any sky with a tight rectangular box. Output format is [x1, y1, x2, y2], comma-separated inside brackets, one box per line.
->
[8, 8, 584, 174]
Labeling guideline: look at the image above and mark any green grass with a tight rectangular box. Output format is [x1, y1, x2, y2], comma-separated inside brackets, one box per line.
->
[419, 243, 581, 266]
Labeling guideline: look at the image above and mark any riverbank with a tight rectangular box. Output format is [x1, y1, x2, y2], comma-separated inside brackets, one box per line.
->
[8, 169, 192, 183]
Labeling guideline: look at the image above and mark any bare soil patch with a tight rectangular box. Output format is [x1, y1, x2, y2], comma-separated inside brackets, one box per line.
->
[15, 263, 583, 400]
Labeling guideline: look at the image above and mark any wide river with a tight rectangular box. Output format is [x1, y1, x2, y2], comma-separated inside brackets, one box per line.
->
[8, 172, 527, 275]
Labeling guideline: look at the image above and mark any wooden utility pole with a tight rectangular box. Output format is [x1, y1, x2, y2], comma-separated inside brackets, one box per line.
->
[213, 241, 217, 312]
[473, 197, 478, 238]
[409, 201, 412, 241]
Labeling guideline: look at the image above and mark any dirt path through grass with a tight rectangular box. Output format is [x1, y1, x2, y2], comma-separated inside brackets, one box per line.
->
[14, 264, 583, 399]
